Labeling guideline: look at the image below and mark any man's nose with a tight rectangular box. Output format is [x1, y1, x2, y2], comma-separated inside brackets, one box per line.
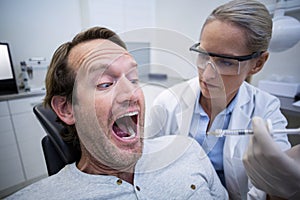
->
[115, 76, 139, 104]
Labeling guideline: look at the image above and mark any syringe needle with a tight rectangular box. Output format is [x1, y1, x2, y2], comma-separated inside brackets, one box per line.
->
[208, 127, 300, 137]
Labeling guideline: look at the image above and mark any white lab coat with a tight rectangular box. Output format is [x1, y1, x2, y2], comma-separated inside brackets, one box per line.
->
[146, 77, 291, 200]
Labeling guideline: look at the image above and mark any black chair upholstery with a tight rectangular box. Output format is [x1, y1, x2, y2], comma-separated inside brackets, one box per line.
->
[33, 103, 79, 176]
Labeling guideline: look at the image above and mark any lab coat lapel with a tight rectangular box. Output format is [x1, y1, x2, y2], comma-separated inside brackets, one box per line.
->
[226, 83, 252, 155]
[224, 83, 253, 199]
[175, 78, 199, 136]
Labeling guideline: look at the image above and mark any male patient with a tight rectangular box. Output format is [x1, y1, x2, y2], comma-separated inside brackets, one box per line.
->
[6, 27, 227, 199]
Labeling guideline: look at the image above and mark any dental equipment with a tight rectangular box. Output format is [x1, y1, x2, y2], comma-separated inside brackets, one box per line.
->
[208, 127, 300, 137]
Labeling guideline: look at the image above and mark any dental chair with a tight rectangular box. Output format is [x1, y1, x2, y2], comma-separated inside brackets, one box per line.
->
[33, 103, 80, 176]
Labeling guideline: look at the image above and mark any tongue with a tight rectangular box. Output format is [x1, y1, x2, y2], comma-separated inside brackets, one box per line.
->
[114, 124, 130, 138]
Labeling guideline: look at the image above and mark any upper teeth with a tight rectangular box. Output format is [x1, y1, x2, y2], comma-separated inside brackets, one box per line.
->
[117, 111, 138, 119]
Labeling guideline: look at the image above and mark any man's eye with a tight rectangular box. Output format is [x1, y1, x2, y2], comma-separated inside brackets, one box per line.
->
[97, 82, 113, 89]
[130, 79, 139, 84]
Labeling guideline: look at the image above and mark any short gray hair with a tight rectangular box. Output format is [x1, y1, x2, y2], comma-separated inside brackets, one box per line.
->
[202, 0, 272, 52]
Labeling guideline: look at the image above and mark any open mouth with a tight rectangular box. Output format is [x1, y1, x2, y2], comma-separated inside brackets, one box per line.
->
[112, 111, 138, 140]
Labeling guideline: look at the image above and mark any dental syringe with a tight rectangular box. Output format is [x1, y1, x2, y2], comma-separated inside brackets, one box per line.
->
[208, 127, 300, 137]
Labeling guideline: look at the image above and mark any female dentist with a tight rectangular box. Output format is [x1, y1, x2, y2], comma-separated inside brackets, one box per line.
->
[147, 0, 291, 199]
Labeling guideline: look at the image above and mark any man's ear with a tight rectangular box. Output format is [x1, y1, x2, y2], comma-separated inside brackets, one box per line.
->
[248, 52, 269, 75]
[51, 96, 75, 125]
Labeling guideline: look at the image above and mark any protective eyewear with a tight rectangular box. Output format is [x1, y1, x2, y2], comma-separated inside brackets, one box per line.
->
[189, 43, 263, 75]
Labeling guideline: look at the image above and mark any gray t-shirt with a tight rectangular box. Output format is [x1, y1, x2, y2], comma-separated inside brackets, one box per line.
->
[6, 135, 228, 200]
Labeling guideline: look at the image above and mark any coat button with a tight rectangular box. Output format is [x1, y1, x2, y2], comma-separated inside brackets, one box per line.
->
[136, 186, 141, 191]
[116, 179, 122, 185]
[190, 184, 196, 190]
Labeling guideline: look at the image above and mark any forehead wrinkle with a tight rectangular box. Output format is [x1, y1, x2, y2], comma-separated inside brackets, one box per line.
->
[89, 53, 138, 83]
[86, 51, 133, 76]
[68, 39, 127, 72]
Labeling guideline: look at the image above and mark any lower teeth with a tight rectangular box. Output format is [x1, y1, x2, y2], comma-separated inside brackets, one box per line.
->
[123, 126, 136, 140]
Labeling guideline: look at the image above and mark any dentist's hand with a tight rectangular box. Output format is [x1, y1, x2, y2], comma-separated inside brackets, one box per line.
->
[243, 117, 300, 200]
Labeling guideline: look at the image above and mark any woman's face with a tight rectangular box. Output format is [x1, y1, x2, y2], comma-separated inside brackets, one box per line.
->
[198, 20, 257, 103]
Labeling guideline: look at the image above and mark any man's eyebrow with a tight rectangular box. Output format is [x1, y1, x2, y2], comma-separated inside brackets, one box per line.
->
[87, 65, 109, 84]
[88, 63, 108, 74]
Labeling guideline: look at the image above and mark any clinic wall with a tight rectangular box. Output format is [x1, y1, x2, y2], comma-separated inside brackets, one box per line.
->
[0, 0, 156, 85]
[251, 9, 300, 86]
[251, 5, 300, 86]
[153, 0, 229, 80]
[1, 0, 299, 85]
[154, 0, 300, 85]
[0, 0, 82, 81]
[252, 41, 300, 86]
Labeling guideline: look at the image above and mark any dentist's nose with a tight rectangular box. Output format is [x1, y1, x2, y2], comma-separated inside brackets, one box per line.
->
[201, 62, 217, 79]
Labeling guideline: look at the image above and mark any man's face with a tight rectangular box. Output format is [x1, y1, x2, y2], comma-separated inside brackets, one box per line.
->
[68, 39, 145, 171]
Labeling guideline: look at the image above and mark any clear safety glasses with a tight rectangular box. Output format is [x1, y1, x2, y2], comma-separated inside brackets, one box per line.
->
[189, 43, 263, 75]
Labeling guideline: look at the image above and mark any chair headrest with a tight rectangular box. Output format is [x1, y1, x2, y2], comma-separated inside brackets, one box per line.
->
[33, 103, 79, 164]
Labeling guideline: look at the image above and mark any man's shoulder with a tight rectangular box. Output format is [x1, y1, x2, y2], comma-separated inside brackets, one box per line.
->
[5, 165, 76, 199]
[135, 136, 227, 199]
[145, 135, 202, 153]
[138, 135, 207, 172]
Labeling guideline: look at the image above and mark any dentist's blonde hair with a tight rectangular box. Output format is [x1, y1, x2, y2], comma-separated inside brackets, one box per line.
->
[202, 0, 272, 52]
